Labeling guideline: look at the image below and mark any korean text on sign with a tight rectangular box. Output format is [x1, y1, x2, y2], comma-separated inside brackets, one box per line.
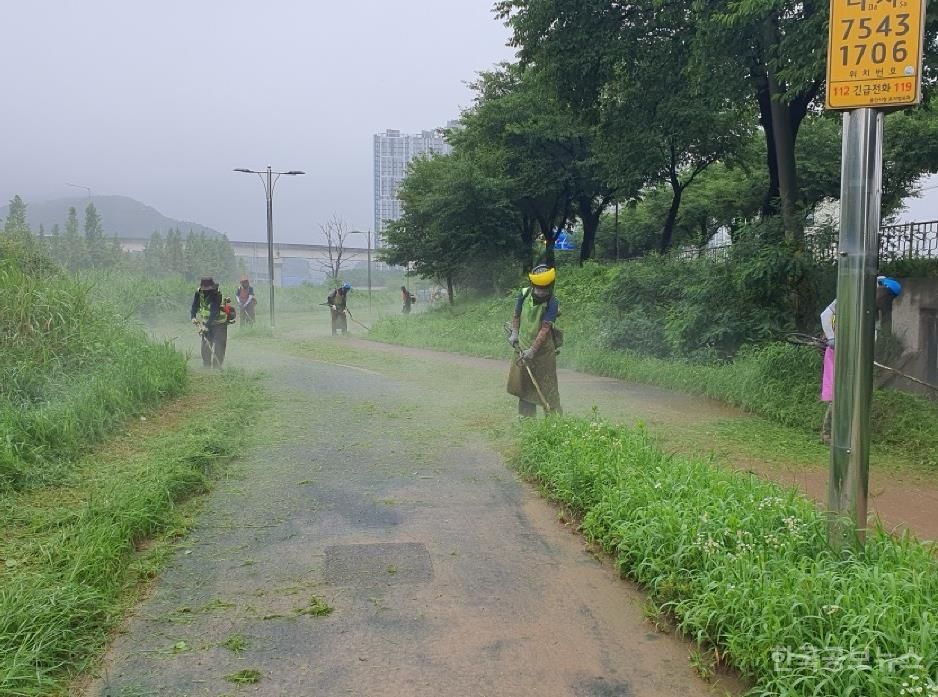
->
[826, 0, 925, 110]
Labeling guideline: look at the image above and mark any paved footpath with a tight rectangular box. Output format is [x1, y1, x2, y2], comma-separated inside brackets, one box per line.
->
[89, 328, 741, 697]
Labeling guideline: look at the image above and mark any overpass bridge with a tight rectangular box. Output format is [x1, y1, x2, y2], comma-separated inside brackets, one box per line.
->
[119, 238, 372, 286]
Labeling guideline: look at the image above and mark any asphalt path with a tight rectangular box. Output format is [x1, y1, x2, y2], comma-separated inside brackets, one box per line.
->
[88, 322, 742, 697]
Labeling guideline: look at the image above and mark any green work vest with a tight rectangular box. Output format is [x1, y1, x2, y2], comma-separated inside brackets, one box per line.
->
[197, 292, 225, 325]
[518, 287, 548, 344]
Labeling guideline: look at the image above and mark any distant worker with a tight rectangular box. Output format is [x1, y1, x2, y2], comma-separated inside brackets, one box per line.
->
[190, 276, 231, 368]
[401, 285, 416, 314]
[820, 275, 902, 444]
[235, 275, 257, 326]
[506, 264, 562, 417]
[327, 282, 352, 335]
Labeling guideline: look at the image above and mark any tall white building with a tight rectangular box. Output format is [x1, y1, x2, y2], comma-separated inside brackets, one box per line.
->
[373, 126, 453, 244]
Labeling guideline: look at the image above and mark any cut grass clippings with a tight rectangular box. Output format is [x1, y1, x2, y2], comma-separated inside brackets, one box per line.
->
[224, 668, 262, 685]
[296, 595, 334, 617]
[0, 371, 263, 697]
[516, 416, 938, 697]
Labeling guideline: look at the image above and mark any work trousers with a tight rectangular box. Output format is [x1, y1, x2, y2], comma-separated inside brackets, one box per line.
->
[201, 323, 228, 368]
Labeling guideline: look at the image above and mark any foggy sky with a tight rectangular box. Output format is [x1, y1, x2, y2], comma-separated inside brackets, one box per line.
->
[0, 0, 514, 244]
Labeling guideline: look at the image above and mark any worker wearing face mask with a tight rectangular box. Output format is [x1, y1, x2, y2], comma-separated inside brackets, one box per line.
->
[506, 265, 562, 417]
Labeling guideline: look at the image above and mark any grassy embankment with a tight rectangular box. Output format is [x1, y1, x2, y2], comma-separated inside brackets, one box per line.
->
[369, 264, 938, 468]
[517, 416, 938, 697]
[0, 255, 261, 695]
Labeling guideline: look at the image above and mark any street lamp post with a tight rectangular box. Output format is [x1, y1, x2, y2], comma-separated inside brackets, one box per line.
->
[349, 230, 372, 313]
[65, 182, 92, 200]
[233, 166, 305, 328]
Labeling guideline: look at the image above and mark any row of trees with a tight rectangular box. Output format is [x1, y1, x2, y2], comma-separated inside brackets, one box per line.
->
[3, 195, 124, 271]
[1, 195, 240, 281]
[142, 229, 239, 281]
[382, 0, 938, 299]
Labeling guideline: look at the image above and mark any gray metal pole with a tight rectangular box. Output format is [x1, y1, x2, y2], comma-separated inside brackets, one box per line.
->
[367, 230, 372, 314]
[614, 202, 620, 261]
[266, 166, 275, 329]
[828, 108, 884, 548]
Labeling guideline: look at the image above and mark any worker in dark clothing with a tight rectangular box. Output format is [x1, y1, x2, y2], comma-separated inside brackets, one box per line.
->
[401, 285, 415, 314]
[190, 276, 230, 368]
[506, 265, 562, 417]
[327, 282, 351, 335]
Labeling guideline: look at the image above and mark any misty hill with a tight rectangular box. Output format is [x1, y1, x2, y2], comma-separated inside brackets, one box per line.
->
[0, 195, 225, 240]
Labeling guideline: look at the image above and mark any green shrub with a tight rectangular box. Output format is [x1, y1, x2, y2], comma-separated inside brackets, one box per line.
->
[517, 416, 938, 697]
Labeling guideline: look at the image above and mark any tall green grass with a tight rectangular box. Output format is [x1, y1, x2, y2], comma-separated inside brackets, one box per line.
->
[517, 416, 938, 697]
[368, 270, 938, 467]
[0, 260, 187, 489]
[0, 372, 261, 696]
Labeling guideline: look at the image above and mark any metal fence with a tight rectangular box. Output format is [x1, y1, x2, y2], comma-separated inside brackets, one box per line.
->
[675, 220, 938, 264]
[880, 220, 938, 262]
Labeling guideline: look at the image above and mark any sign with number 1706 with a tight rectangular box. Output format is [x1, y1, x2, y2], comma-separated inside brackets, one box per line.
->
[826, 0, 925, 110]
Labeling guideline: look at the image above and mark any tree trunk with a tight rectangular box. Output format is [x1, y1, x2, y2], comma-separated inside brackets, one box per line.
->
[763, 17, 803, 246]
[756, 81, 781, 217]
[660, 186, 682, 254]
[519, 214, 536, 273]
[577, 197, 601, 264]
[446, 274, 454, 305]
[660, 156, 683, 254]
[536, 216, 557, 268]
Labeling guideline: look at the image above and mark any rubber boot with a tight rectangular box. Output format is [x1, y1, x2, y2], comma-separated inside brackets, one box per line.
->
[518, 399, 537, 419]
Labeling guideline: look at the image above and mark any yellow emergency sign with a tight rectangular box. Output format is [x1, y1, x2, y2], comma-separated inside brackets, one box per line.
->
[826, 0, 925, 110]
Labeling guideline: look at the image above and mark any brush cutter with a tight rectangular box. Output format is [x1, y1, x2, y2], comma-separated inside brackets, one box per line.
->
[345, 308, 371, 332]
[784, 332, 938, 392]
[194, 319, 218, 366]
[504, 322, 552, 413]
[319, 302, 371, 332]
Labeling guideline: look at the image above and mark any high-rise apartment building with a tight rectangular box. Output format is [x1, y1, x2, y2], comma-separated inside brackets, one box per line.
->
[373, 126, 453, 244]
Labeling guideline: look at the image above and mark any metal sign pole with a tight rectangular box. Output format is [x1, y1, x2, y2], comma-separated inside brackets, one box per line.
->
[823, 0, 923, 549]
[828, 107, 883, 548]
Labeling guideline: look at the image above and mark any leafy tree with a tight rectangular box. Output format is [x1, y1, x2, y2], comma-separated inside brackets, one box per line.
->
[497, 0, 938, 244]
[453, 66, 579, 268]
[83, 202, 109, 267]
[61, 206, 88, 271]
[144, 231, 165, 272]
[164, 228, 185, 275]
[495, 2, 750, 253]
[381, 153, 520, 302]
[3, 195, 30, 241]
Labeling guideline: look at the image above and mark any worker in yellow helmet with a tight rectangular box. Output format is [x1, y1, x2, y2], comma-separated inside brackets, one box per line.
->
[506, 264, 562, 417]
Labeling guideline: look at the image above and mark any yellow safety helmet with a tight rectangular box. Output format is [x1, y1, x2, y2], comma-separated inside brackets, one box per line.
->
[528, 265, 556, 287]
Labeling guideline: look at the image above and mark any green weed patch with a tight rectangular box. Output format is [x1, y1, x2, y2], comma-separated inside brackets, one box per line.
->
[0, 260, 187, 489]
[516, 416, 938, 697]
[0, 372, 261, 696]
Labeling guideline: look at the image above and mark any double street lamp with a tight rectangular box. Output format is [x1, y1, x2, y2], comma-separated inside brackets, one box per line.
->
[233, 166, 305, 328]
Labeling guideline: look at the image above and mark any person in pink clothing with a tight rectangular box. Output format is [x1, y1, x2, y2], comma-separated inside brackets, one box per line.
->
[819, 299, 837, 444]
[819, 276, 902, 444]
